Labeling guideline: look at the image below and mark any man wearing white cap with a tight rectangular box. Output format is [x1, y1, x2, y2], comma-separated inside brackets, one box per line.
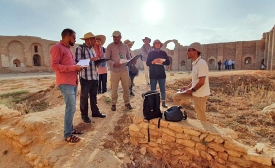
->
[173, 42, 210, 121]
[105, 31, 132, 111]
[75, 32, 106, 123]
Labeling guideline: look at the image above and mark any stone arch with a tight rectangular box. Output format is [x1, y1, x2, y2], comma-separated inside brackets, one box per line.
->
[179, 60, 186, 71]
[7, 40, 25, 67]
[13, 59, 20, 67]
[208, 57, 216, 70]
[33, 54, 41, 66]
[31, 43, 43, 66]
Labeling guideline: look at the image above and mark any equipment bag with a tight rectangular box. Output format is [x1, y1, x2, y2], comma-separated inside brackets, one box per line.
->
[142, 90, 162, 142]
[164, 106, 187, 122]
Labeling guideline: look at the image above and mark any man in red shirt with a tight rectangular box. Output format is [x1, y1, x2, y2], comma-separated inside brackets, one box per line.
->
[50, 28, 84, 143]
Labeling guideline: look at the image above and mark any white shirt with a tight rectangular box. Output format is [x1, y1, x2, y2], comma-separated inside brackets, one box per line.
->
[191, 56, 210, 97]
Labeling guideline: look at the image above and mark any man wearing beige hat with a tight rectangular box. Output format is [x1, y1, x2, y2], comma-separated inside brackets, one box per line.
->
[141, 37, 153, 85]
[75, 32, 106, 123]
[105, 31, 132, 111]
[173, 42, 210, 121]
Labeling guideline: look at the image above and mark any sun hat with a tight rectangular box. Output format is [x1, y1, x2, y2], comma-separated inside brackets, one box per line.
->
[80, 32, 96, 40]
[153, 39, 163, 48]
[124, 39, 135, 45]
[142, 37, 151, 43]
[188, 42, 202, 52]
[112, 31, 121, 37]
[95, 35, 106, 45]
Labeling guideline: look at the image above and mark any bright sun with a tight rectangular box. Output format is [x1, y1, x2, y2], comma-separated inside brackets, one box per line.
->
[143, 0, 163, 22]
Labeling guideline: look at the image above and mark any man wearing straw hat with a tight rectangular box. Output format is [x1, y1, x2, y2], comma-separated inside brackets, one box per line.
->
[173, 42, 210, 121]
[105, 31, 133, 111]
[75, 32, 106, 123]
[141, 37, 153, 85]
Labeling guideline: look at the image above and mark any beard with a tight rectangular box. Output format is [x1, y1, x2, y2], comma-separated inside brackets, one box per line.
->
[69, 41, 74, 46]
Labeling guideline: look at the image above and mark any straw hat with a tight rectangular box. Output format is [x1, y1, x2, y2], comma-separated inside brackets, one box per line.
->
[188, 42, 202, 52]
[153, 39, 163, 48]
[80, 32, 96, 40]
[124, 39, 135, 45]
[95, 35, 106, 45]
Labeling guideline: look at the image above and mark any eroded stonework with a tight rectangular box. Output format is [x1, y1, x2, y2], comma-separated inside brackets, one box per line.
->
[1, 25, 275, 73]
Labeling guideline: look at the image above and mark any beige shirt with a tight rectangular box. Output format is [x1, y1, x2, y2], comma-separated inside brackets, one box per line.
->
[191, 56, 210, 97]
[105, 42, 130, 72]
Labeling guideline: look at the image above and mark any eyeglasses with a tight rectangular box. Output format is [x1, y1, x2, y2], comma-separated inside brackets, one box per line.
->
[187, 48, 196, 52]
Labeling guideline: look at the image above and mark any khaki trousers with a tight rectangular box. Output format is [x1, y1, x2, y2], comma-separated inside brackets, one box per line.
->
[173, 93, 208, 121]
[110, 70, 130, 105]
[143, 61, 149, 84]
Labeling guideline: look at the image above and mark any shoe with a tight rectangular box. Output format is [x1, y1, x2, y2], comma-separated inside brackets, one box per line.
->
[125, 103, 133, 110]
[130, 92, 135, 96]
[82, 116, 91, 123]
[92, 113, 106, 118]
[111, 105, 116, 111]
[162, 102, 168, 108]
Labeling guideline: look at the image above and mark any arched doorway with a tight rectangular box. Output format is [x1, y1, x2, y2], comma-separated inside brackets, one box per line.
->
[180, 60, 186, 71]
[33, 54, 41, 66]
[13, 59, 20, 67]
[208, 58, 216, 70]
[244, 57, 252, 64]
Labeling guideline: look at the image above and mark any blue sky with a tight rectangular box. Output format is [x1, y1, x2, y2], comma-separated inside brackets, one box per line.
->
[0, 0, 274, 49]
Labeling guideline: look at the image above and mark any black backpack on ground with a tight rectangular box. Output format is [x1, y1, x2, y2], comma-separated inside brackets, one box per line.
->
[142, 90, 162, 142]
[164, 106, 187, 122]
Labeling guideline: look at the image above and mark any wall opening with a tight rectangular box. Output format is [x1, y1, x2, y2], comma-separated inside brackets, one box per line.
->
[33, 54, 41, 66]
[34, 45, 38, 53]
[244, 57, 252, 64]
[13, 59, 20, 67]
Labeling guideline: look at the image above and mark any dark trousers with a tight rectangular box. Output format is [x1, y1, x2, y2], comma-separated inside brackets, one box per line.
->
[80, 78, 99, 117]
[129, 75, 135, 92]
[98, 73, 107, 94]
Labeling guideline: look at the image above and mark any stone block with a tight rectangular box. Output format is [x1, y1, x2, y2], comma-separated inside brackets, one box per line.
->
[208, 148, 217, 157]
[20, 115, 48, 131]
[176, 133, 191, 139]
[176, 139, 195, 148]
[248, 152, 273, 166]
[200, 133, 207, 140]
[183, 128, 201, 137]
[191, 136, 201, 142]
[159, 120, 169, 128]
[216, 157, 226, 164]
[208, 142, 225, 152]
[228, 156, 251, 168]
[185, 147, 200, 157]
[224, 141, 247, 153]
[195, 143, 207, 151]
[149, 129, 161, 137]
[138, 138, 148, 144]
[218, 152, 228, 160]
[226, 149, 242, 157]
[10, 127, 25, 136]
[133, 116, 143, 124]
[213, 162, 227, 168]
[129, 124, 140, 132]
[200, 150, 213, 161]
[161, 128, 176, 137]
[129, 130, 144, 138]
[19, 136, 33, 146]
[167, 123, 184, 133]
[172, 149, 185, 155]
[148, 142, 158, 148]
[156, 138, 166, 144]
[139, 122, 148, 129]
[162, 133, 175, 142]
[130, 138, 139, 146]
[214, 136, 224, 144]
[204, 135, 215, 142]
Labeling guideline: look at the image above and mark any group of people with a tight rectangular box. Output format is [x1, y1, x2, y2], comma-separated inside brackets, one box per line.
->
[218, 59, 235, 70]
[50, 28, 210, 143]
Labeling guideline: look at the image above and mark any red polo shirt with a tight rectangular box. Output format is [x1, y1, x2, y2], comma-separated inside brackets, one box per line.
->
[50, 41, 78, 86]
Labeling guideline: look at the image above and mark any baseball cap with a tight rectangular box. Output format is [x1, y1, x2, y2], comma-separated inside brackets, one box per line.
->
[112, 31, 121, 37]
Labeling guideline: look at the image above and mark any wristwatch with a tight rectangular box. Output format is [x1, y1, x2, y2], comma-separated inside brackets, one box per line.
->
[191, 88, 196, 92]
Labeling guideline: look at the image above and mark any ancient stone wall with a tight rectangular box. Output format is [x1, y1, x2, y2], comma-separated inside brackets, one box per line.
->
[129, 115, 275, 168]
[1, 25, 275, 73]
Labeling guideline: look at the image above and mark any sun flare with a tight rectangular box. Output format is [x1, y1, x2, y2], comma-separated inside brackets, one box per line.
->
[143, 0, 163, 22]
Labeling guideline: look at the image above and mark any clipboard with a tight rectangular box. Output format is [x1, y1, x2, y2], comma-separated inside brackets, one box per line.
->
[94, 59, 110, 66]
[126, 54, 142, 66]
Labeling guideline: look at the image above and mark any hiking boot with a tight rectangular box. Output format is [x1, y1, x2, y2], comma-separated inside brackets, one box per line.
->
[130, 92, 135, 96]
[111, 105, 116, 111]
[162, 102, 168, 108]
[125, 103, 133, 110]
[82, 116, 91, 123]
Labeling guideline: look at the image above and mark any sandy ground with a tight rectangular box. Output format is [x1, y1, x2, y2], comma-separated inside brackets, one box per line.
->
[0, 70, 274, 168]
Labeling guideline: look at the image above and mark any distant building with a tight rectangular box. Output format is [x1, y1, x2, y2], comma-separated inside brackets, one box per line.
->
[1, 25, 275, 73]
